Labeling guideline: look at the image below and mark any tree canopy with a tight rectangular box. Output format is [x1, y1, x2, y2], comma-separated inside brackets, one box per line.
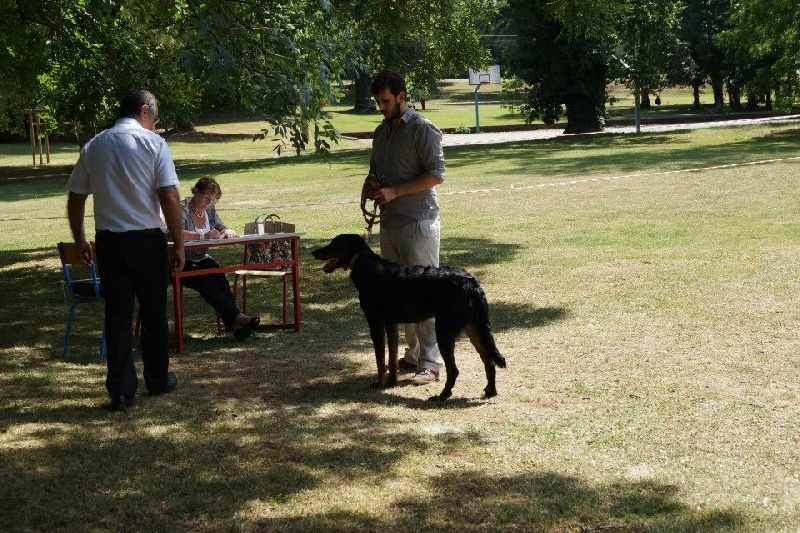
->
[501, 0, 799, 132]
[0, 0, 495, 154]
[1, 0, 798, 144]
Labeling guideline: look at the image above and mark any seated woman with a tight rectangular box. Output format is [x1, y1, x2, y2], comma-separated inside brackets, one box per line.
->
[181, 176, 259, 341]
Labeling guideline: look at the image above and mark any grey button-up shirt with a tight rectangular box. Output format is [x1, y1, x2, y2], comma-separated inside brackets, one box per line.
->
[369, 108, 446, 228]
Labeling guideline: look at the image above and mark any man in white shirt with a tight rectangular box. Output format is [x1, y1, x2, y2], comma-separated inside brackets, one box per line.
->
[67, 89, 185, 412]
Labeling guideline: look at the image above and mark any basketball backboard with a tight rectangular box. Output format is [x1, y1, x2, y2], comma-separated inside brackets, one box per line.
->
[468, 65, 501, 85]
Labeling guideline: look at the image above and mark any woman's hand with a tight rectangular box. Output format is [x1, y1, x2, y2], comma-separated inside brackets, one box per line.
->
[205, 228, 222, 240]
[222, 229, 238, 239]
[184, 230, 203, 241]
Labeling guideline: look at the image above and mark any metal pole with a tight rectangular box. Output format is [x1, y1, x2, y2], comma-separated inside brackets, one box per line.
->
[474, 84, 481, 133]
[28, 109, 35, 166]
[635, 28, 641, 134]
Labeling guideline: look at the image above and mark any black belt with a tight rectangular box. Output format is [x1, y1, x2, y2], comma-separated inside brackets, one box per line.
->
[97, 228, 162, 235]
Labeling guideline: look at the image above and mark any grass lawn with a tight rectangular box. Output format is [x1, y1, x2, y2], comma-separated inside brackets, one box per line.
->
[0, 109, 799, 531]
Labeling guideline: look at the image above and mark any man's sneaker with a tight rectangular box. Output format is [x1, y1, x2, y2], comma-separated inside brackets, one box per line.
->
[410, 368, 439, 385]
[398, 359, 417, 373]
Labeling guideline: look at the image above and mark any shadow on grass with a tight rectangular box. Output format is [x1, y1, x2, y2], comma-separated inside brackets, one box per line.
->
[443, 125, 800, 179]
[3, 124, 799, 205]
[0, 236, 552, 355]
[0, 237, 750, 531]
[248, 472, 746, 531]
[0, 403, 747, 531]
[1, 318, 746, 532]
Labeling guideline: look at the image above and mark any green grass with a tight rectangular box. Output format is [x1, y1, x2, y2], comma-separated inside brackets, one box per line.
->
[1, 114, 800, 531]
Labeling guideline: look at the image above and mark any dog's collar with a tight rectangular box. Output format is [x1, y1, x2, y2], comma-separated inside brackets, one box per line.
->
[348, 252, 360, 270]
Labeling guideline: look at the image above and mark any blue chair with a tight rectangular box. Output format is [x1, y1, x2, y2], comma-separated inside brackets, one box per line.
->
[57, 241, 105, 362]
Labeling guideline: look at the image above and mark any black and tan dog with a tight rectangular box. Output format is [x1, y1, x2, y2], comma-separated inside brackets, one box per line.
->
[312, 233, 506, 401]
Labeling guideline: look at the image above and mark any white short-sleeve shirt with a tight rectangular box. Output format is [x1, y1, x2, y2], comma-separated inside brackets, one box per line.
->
[67, 118, 179, 232]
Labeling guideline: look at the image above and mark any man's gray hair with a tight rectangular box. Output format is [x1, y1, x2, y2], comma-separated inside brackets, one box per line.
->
[119, 89, 158, 119]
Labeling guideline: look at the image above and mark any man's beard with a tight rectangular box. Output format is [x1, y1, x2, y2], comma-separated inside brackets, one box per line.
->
[386, 101, 402, 121]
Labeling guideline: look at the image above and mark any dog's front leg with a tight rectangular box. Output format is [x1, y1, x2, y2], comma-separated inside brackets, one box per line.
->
[367, 318, 388, 388]
[385, 323, 399, 388]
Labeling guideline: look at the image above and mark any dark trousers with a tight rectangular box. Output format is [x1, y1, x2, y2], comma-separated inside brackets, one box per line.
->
[95, 229, 170, 399]
[181, 256, 240, 331]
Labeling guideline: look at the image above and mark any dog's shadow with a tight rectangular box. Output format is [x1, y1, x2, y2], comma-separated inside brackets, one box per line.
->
[490, 303, 568, 333]
[299, 372, 506, 410]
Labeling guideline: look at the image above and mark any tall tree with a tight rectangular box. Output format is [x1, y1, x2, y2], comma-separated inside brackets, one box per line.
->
[0, 0, 356, 155]
[337, 0, 495, 111]
[679, 0, 731, 108]
[180, 0, 357, 154]
[612, 0, 686, 109]
[506, 0, 610, 133]
[719, 0, 800, 111]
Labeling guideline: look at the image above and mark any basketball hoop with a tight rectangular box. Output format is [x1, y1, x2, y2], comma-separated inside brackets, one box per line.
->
[468, 65, 501, 86]
[467, 66, 501, 133]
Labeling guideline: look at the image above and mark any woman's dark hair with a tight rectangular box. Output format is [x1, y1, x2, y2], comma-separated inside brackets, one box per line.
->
[119, 89, 158, 119]
[193, 176, 222, 199]
[371, 69, 406, 97]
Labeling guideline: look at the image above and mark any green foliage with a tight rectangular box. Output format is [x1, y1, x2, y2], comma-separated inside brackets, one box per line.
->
[680, 0, 731, 106]
[720, 0, 800, 102]
[0, 0, 354, 154]
[499, 75, 528, 116]
[544, 0, 626, 39]
[611, 0, 687, 98]
[505, 0, 609, 133]
[338, 0, 495, 101]
[254, 118, 341, 159]
[2, 0, 797, 149]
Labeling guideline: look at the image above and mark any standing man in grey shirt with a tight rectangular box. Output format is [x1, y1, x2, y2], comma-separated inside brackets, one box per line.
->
[363, 69, 446, 385]
[67, 89, 185, 412]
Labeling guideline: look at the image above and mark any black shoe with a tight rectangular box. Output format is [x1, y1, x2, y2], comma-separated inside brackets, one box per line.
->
[149, 372, 178, 396]
[249, 316, 261, 330]
[234, 326, 253, 341]
[110, 394, 134, 412]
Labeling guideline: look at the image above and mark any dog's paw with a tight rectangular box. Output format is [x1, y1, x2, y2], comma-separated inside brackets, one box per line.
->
[427, 391, 452, 402]
[483, 386, 498, 398]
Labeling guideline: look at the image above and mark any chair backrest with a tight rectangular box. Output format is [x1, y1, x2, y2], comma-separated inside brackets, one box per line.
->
[58, 242, 102, 300]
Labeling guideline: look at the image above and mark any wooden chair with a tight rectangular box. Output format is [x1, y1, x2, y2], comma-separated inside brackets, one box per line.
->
[232, 224, 293, 325]
[57, 241, 105, 362]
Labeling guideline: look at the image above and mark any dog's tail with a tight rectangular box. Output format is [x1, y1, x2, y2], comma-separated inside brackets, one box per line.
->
[468, 284, 506, 368]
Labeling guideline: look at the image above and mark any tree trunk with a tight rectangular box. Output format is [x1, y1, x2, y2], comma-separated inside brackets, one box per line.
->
[353, 68, 376, 113]
[727, 83, 742, 111]
[692, 81, 702, 109]
[711, 76, 725, 108]
[745, 90, 759, 110]
[563, 95, 604, 134]
[640, 88, 651, 109]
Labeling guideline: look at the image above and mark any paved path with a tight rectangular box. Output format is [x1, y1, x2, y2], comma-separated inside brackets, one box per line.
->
[439, 114, 800, 147]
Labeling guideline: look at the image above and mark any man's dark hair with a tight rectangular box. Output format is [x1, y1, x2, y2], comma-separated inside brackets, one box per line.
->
[119, 89, 158, 119]
[371, 69, 406, 97]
